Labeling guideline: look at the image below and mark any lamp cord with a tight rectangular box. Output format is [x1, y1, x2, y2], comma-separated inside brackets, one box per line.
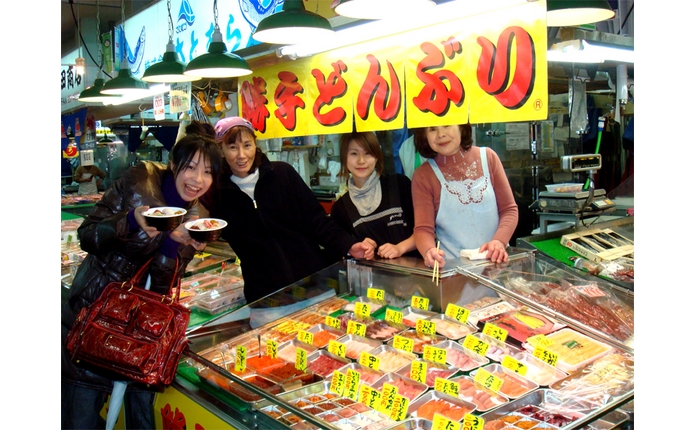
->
[213, 0, 220, 31]
[167, 0, 174, 43]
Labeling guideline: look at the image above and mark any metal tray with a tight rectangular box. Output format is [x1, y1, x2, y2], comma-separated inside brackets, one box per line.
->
[470, 363, 539, 400]
[432, 339, 489, 372]
[306, 323, 344, 348]
[428, 314, 477, 341]
[395, 358, 458, 388]
[407, 390, 477, 422]
[448, 374, 510, 413]
[335, 361, 385, 386]
[386, 329, 446, 355]
[368, 344, 418, 374]
[335, 334, 383, 360]
[306, 349, 352, 379]
[383, 417, 433, 430]
[400, 306, 438, 328]
[371, 371, 428, 402]
[463, 332, 523, 362]
[276, 338, 319, 363]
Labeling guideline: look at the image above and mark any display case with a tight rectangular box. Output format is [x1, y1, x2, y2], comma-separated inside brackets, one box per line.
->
[168, 250, 633, 430]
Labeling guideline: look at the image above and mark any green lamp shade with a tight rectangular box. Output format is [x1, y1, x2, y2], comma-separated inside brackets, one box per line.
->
[253, 0, 333, 45]
[547, 0, 615, 27]
[143, 51, 202, 83]
[101, 66, 150, 95]
[184, 40, 252, 78]
[78, 78, 117, 103]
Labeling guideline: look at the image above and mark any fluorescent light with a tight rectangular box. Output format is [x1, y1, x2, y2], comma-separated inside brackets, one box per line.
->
[547, 40, 633, 64]
[104, 84, 171, 106]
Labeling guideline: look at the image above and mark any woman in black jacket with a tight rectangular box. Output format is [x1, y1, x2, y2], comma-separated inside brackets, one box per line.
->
[206, 117, 375, 304]
[61, 133, 224, 429]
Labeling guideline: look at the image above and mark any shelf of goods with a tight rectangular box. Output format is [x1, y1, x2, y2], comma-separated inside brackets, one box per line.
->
[162, 250, 633, 430]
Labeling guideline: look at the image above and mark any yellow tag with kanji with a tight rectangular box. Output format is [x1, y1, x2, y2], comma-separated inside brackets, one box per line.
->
[527, 334, 553, 349]
[434, 377, 459, 396]
[328, 340, 347, 358]
[416, 319, 436, 335]
[385, 308, 403, 324]
[390, 394, 410, 421]
[433, 413, 461, 430]
[474, 368, 503, 393]
[359, 351, 381, 371]
[367, 288, 385, 301]
[296, 348, 308, 371]
[501, 355, 528, 376]
[483, 323, 508, 342]
[410, 360, 427, 384]
[423, 345, 447, 364]
[344, 369, 360, 401]
[463, 413, 485, 430]
[411, 296, 430, 310]
[292, 286, 306, 299]
[462, 334, 490, 357]
[265, 298, 280, 307]
[235, 345, 246, 372]
[327, 278, 339, 291]
[266, 339, 278, 359]
[325, 316, 341, 330]
[297, 330, 314, 346]
[445, 303, 470, 324]
[347, 320, 367, 337]
[533, 347, 559, 367]
[359, 385, 382, 410]
[392, 335, 414, 353]
[355, 302, 371, 318]
[378, 383, 399, 414]
[330, 371, 347, 396]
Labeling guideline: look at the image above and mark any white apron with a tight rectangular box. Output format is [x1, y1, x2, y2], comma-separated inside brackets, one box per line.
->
[78, 175, 98, 195]
[429, 147, 499, 260]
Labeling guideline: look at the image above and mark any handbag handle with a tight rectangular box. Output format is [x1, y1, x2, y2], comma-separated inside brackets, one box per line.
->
[123, 257, 182, 304]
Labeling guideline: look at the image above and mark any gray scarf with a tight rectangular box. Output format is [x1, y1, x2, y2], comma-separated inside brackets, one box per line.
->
[231, 169, 260, 200]
[348, 170, 382, 216]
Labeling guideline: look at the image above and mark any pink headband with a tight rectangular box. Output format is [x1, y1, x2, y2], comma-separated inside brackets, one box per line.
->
[214, 117, 255, 141]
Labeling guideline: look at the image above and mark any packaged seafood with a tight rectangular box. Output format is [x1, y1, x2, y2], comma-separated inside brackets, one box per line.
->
[371, 371, 428, 401]
[432, 339, 489, 372]
[468, 301, 517, 325]
[462, 296, 502, 311]
[369, 345, 417, 373]
[480, 389, 587, 429]
[306, 350, 351, 378]
[275, 339, 319, 364]
[316, 296, 350, 315]
[522, 328, 613, 373]
[464, 332, 523, 362]
[365, 319, 407, 342]
[449, 375, 509, 412]
[428, 314, 477, 340]
[246, 354, 286, 372]
[336, 362, 385, 386]
[401, 306, 438, 328]
[396, 358, 458, 388]
[385, 418, 434, 430]
[335, 334, 383, 360]
[508, 351, 568, 386]
[407, 391, 476, 422]
[470, 363, 539, 399]
[306, 323, 344, 348]
[387, 330, 446, 354]
[342, 296, 387, 315]
[478, 307, 565, 346]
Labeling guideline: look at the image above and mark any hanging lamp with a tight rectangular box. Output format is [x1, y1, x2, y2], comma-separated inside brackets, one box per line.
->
[142, 0, 201, 83]
[253, 0, 334, 45]
[333, 0, 435, 20]
[101, 0, 150, 95]
[78, 0, 117, 103]
[183, 0, 252, 78]
[546, 0, 615, 27]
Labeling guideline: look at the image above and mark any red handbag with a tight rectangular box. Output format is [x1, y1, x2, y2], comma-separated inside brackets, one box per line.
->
[66, 259, 191, 389]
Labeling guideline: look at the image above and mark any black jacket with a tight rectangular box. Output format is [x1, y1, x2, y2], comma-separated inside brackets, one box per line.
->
[209, 155, 357, 304]
[61, 161, 199, 391]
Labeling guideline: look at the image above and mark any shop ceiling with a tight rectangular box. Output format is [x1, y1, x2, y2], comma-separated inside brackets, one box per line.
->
[62, 0, 634, 124]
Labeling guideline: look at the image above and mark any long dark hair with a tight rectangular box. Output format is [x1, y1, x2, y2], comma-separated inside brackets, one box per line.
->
[413, 123, 473, 159]
[218, 126, 264, 175]
[170, 134, 224, 183]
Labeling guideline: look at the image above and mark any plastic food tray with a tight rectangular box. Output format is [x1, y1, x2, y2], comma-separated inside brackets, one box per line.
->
[522, 328, 613, 373]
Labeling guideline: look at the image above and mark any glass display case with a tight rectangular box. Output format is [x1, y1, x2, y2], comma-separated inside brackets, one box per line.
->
[170, 250, 633, 430]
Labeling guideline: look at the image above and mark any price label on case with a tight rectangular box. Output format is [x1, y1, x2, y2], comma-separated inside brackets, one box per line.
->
[527, 334, 553, 349]
[416, 319, 436, 335]
[297, 330, 314, 346]
[347, 320, 367, 337]
[533, 347, 559, 367]
[423, 345, 447, 364]
[411, 296, 430, 310]
[235, 345, 246, 373]
[434, 377, 459, 397]
[266, 340, 278, 359]
[483, 323, 508, 342]
[474, 368, 503, 393]
[325, 316, 341, 330]
[385, 308, 403, 324]
[445, 303, 470, 324]
[392, 335, 414, 353]
[328, 340, 347, 358]
[359, 352, 381, 371]
[390, 394, 409, 421]
[378, 383, 399, 414]
[367, 288, 385, 301]
[330, 371, 347, 396]
[344, 369, 360, 401]
[410, 361, 427, 384]
[355, 302, 371, 318]
[463, 413, 485, 430]
[501, 355, 528, 376]
[359, 385, 382, 410]
[462, 334, 490, 357]
[296, 348, 308, 371]
[433, 413, 461, 430]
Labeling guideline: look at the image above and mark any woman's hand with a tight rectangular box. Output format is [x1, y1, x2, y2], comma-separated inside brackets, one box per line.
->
[479, 239, 508, 263]
[424, 246, 445, 269]
[377, 243, 402, 259]
[349, 240, 375, 260]
[170, 216, 206, 250]
[134, 206, 161, 238]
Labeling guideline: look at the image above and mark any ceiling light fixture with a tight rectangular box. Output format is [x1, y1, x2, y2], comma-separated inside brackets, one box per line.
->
[546, 0, 615, 27]
[142, 0, 201, 83]
[101, 0, 150, 95]
[334, 0, 436, 20]
[547, 39, 634, 64]
[253, 0, 334, 45]
[183, 0, 252, 78]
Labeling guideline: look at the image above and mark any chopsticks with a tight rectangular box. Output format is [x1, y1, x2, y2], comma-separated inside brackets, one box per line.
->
[431, 241, 440, 284]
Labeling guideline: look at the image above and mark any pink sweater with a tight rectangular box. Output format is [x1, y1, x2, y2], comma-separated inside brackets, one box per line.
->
[411, 146, 519, 257]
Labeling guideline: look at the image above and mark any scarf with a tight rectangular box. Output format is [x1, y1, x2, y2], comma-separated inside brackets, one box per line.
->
[231, 169, 260, 200]
[348, 170, 382, 216]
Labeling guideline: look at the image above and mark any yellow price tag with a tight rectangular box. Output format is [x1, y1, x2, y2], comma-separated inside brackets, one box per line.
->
[423, 345, 447, 364]
[291, 286, 306, 299]
[501, 355, 528, 376]
[325, 316, 341, 330]
[434, 377, 459, 397]
[411, 296, 430, 310]
[533, 347, 559, 367]
[416, 319, 436, 335]
[195, 252, 212, 259]
[463, 413, 485, 430]
[392, 335, 415, 353]
[355, 302, 371, 318]
[378, 382, 399, 414]
[474, 368, 503, 393]
[266, 339, 278, 359]
[297, 330, 314, 346]
[367, 288, 385, 301]
[347, 320, 367, 337]
[385, 308, 403, 324]
[410, 361, 427, 384]
[389, 394, 410, 421]
[328, 340, 347, 358]
[462, 334, 490, 357]
[235, 345, 246, 373]
[445, 303, 470, 324]
[527, 334, 553, 348]
[296, 348, 308, 371]
[359, 385, 382, 410]
[327, 278, 339, 292]
[482, 323, 508, 342]
[359, 351, 381, 371]
[344, 369, 361, 401]
[330, 371, 347, 396]
[265, 298, 280, 307]
[433, 413, 462, 430]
